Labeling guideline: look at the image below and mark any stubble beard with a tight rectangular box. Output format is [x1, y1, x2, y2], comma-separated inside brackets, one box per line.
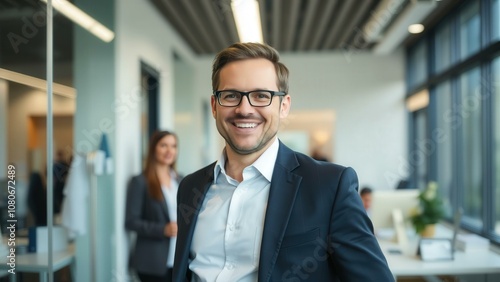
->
[223, 133, 277, 156]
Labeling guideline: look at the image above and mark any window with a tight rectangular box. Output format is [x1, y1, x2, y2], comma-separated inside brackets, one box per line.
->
[494, 56, 500, 235]
[434, 22, 452, 74]
[434, 81, 453, 218]
[413, 109, 428, 189]
[408, 40, 428, 90]
[459, 1, 480, 60]
[407, 0, 500, 244]
[459, 67, 483, 228]
[493, 0, 500, 42]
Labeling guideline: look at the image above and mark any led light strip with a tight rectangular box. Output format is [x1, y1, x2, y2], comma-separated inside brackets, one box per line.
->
[231, 0, 263, 43]
[41, 0, 114, 42]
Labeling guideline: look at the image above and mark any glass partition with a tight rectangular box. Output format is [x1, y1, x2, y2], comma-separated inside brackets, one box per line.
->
[0, 1, 76, 280]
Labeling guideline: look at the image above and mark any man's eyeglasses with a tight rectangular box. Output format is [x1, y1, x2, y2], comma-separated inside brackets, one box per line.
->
[213, 90, 286, 107]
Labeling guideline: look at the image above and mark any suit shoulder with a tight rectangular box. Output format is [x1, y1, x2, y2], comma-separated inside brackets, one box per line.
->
[129, 173, 146, 185]
[127, 174, 147, 191]
[179, 162, 216, 186]
[294, 152, 354, 175]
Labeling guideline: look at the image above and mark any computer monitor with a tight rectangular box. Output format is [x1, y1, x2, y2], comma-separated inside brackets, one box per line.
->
[370, 189, 420, 231]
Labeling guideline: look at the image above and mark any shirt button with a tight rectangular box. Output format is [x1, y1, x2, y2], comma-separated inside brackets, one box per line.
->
[227, 264, 234, 270]
[229, 225, 234, 231]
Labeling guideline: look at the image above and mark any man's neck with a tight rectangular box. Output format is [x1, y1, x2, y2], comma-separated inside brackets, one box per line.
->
[224, 152, 257, 182]
[223, 138, 276, 182]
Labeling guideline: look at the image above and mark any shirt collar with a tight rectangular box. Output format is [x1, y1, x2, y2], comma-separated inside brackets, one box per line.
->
[213, 137, 280, 183]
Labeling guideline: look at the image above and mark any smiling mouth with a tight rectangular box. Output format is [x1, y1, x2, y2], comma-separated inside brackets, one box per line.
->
[235, 122, 258, 128]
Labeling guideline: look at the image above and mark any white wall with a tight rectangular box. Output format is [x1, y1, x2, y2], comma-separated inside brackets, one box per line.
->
[174, 58, 202, 175]
[189, 50, 407, 191]
[188, 56, 228, 165]
[114, 0, 197, 280]
[282, 51, 407, 190]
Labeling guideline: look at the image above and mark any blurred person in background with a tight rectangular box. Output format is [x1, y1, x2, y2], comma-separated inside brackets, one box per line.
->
[125, 130, 182, 282]
[360, 186, 373, 214]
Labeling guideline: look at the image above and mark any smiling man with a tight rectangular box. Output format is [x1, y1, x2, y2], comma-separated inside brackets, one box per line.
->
[173, 43, 394, 282]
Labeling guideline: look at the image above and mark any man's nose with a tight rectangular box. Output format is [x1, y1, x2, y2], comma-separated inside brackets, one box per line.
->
[235, 95, 254, 112]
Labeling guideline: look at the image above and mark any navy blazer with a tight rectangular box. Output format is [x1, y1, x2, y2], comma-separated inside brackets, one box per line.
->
[173, 142, 394, 281]
[125, 173, 182, 276]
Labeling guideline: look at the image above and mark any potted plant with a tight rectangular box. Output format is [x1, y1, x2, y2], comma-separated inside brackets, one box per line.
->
[410, 181, 445, 237]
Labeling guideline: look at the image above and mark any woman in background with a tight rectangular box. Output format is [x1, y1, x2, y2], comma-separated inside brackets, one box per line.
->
[125, 130, 181, 282]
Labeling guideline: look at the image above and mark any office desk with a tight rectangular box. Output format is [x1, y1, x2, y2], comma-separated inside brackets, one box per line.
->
[0, 247, 75, 282]
[378, 227, 500, 278]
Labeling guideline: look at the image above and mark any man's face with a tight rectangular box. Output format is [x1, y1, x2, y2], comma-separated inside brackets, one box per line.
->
[212, 58, 291, 156]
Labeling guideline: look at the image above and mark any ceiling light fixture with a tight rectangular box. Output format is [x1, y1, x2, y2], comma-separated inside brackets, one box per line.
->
[406, 89, 429, 112]
[373, 0, 436, 54]
[40, 0, 114, 42]
[231, 0, 263, 43]
[408, 24, 425, 34]
[0, 68, 77, 99]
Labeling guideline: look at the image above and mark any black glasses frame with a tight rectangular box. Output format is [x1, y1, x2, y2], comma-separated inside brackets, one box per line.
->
[213, 90, 287, 107]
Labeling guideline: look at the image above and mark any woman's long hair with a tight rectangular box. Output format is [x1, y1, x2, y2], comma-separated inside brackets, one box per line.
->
[144, 130, 178, 201]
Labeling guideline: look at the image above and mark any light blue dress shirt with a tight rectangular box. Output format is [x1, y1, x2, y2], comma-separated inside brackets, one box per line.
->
[189, 138, 279, 282]
[161, 172, 179, 268]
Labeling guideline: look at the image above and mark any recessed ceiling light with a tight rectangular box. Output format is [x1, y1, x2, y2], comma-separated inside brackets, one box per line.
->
[408, 24, 425, 34]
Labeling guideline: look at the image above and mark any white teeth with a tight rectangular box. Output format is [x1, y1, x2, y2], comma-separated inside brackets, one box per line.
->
[236, 123, 257, 128]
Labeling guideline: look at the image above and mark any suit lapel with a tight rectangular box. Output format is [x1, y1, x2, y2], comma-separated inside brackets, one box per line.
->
[175, 164, 214, 281]
[258, 143, 301, 282]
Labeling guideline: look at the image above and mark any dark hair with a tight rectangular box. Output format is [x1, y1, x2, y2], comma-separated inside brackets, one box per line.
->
[360, 187, 373, 196]
[212, 42, 289, 93]
[144, 130, 178, 201]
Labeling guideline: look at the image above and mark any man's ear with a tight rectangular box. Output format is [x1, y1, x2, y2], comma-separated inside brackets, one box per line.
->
[211, 95, 217, 118]
[280, 95, 291, 118]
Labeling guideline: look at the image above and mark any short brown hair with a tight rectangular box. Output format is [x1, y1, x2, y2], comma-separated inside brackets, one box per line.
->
[212, 42, 289, 93]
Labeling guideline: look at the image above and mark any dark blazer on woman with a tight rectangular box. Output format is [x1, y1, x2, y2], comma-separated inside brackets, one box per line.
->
[125, 173, 182, 276]
[173, 142, 394, 282]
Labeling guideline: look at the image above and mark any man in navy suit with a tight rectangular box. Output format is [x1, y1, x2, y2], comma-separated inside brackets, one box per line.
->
[173, 43, 394, 282]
